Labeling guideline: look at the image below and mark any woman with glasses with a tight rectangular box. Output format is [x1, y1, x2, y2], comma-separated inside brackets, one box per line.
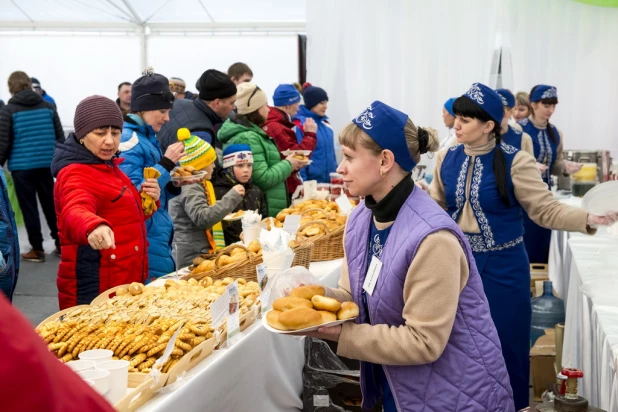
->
[118, 67, 187, 282]
[218, 83, 306, 216]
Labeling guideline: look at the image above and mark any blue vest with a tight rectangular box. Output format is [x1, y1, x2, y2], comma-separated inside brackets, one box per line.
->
[502, 125, 524, 151]
[441, 143, 524, 252]
[518, 118, 560, 184]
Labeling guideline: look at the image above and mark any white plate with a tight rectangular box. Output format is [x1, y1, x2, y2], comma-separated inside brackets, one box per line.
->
[582, 181, 618, 215]
[223, 212, 245, 221]
[281, 150, 312, 157]
[261, 309, 356, 334]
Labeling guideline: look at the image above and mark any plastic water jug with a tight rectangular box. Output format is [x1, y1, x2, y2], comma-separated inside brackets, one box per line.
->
[530, 281, 565, 346]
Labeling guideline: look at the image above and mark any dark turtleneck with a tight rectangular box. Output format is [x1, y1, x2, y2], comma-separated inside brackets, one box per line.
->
[364, 174, 414, 223]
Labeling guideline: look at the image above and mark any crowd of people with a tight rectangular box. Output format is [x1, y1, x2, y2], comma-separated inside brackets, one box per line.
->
[1, 60, 618, 411]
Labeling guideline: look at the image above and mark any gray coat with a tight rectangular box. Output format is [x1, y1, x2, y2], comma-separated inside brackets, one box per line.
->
[169, 182, 242, 268]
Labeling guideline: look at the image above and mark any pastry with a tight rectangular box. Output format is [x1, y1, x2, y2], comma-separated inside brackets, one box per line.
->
[266, 310, 289, 331]
[278, 308, 323, 330]
[317, 310, 337, 323]
[247, 240, 261, 254]
[129, 283, 144, 296]
[337, 301, 360, 320]
[272, 296, 313, 312]
[290, 285, 325, 301]
[311, 295, 341, 313]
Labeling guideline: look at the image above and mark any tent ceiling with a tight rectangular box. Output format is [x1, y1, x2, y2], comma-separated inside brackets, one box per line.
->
[0, 0, 305, 30]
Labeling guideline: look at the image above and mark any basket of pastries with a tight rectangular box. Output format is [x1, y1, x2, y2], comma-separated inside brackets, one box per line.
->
[36, 277, 260, 384]
[263, 284, 359, 333]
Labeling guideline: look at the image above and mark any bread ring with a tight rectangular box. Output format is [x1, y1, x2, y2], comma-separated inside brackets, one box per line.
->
[266, 310, 289, 331]
[273, 296, 313, 312]
[278, 308, 323, 331]
[337, 301, 360, 320]
[311, 295, 341, 313]
[317, 310, 337, 323]
[290, 285, 325, 301]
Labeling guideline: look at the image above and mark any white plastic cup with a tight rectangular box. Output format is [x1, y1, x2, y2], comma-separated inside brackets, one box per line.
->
[78, 369, 110, 396]
[96, 360, 130, 404]
[78, 349, 113, 364]
[67, 360, 96, 373]
[243, 225, 262, 245]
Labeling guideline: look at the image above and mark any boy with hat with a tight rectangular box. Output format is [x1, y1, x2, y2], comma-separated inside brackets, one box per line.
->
[263, 84, 318, 195]
[170, 132, 245, 268]
[213, 144, 267, 245]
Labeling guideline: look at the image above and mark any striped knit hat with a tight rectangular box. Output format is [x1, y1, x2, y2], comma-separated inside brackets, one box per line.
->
[177, 128, 216, 170]
[74, 95, 124, 140]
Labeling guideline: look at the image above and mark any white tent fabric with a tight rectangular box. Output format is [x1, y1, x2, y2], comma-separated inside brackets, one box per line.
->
[306, 0, 618, 163]
[0, 1, 305, 127]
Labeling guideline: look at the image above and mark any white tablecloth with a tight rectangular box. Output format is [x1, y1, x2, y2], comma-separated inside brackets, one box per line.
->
[559, 228, 618, 412]
[139, 259, 344, 411]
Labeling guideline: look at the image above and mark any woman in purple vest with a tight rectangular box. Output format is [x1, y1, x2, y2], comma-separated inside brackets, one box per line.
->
[429, 83, 617, 410]
[302, 101, 515, 411]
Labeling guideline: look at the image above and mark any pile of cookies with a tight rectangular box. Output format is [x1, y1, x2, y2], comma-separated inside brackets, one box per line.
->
[37, 277, 260, 371]
[266, 285, 359, 331]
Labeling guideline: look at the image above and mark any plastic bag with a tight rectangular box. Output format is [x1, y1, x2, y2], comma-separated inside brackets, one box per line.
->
[267, 266, 323, 308]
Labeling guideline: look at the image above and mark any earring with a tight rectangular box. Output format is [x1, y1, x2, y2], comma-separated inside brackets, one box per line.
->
[79, 139, 84, 145]
[380, 170, 386, 177]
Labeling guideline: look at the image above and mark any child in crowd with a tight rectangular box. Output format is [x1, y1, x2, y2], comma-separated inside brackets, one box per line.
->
[213, 144, 267, 245]
[170, 133, 244, 268]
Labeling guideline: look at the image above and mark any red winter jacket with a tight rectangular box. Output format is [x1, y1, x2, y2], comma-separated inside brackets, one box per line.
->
[0, 293, 115, 412]
[51, 135, 149, 309]
[263, 107, 316, 195]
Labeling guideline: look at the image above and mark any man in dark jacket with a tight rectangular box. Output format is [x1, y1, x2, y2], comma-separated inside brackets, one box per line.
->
[213, 144, 267, 245]
[157, 69, 237, 157]
[0, 71, 64, 262]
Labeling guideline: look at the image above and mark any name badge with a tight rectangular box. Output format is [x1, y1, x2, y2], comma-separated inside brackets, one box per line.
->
[362, 256, 382, 296]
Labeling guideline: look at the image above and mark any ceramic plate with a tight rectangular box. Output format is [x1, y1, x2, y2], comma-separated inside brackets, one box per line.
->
[582, 181, 618, 215]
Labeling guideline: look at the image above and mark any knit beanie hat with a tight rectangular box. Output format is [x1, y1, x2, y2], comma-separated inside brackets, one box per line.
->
[196, 69, 237, 101]
[177, 128, 217, 170]
[74, 95, 124, 140]
[223, 144, 253, 169]
[130, 67, 174, 113]
[273, 84, 301, 107]
[302, 83, 328, 110]
[235, 82, 268, 115]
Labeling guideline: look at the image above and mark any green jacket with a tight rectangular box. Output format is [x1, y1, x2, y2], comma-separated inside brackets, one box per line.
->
[218, 118, 293, 216]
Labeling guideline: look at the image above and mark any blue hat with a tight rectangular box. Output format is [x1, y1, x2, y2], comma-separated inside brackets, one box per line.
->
[443, 98, 456, 117]
[461, 83, 504, 124]
[273, 84, 301, 107]
[352, 101, 416, 172]
[496, 89, 515, 108]
[222, 144, 253, 168]
[530, 85, 558, 102]
[303, 85, 328, 110]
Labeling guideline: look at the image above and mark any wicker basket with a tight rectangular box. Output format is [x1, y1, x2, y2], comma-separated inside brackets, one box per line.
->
[291, 241, 314, 269]
[212, 244, 262, 282]
[298, 220, 344, 261]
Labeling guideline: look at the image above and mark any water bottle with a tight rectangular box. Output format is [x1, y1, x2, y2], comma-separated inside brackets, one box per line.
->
[530, 281, 565, 346]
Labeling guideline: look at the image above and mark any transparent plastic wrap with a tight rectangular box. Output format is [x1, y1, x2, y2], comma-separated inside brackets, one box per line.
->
[267, 266, 323, 307]
[302, 338, 380, 412]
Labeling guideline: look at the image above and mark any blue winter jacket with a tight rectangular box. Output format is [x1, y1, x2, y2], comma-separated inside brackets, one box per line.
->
[118, 114, 179, 281]
[0, 171, 19, 301]
[292, 105, 337, 183]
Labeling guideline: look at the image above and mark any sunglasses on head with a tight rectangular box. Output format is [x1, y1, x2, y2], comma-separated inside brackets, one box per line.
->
[136, 91, 175, 104]
[247, 85, 261, 107]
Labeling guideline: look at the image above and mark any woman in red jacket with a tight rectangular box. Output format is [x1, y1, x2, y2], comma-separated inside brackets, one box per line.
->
[263, 84, 317, 196]
[51, 96, 160, 309]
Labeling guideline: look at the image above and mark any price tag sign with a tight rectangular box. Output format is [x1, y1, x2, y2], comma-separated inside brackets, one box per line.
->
[226, 281, 241, 345]
[211, 291, 230, 331]
[256, 263, 270, 314]
[282, 214, 302, 237]
[303, 180, 317, 200]
[336, 193, 354, 216]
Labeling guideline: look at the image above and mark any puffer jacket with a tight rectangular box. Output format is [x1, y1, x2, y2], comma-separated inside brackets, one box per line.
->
[0, 89, 64, 169]
[0, 171, 19, 301]
[119, 114, 179, 281]
[292, 105, 337, 183]
[51, 134, 149, 309]
[212, 167, 268, 245]
[263, 106, 316, 195]
[218, 117, 292, 216]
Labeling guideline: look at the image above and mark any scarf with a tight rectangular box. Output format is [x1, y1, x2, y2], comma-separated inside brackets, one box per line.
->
[202, 179, 226, 253]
